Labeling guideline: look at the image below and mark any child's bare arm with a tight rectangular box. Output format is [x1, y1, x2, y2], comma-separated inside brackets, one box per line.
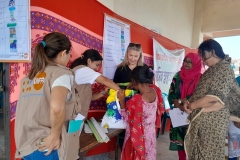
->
[117, 89, 126, 109]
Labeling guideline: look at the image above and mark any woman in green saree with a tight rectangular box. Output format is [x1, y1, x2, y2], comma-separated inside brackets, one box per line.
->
[182, 39, 240, 160]
[168, 53, 202, 160]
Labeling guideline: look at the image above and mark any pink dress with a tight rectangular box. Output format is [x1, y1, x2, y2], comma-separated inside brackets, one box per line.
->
[120, 95, 158, 160]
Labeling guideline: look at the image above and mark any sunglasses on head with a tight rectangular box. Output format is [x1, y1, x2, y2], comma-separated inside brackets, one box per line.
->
[128, 43, 141, 48]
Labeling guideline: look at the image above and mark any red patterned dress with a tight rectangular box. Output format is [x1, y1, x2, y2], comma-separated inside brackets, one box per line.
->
[120, 85, 163, 160]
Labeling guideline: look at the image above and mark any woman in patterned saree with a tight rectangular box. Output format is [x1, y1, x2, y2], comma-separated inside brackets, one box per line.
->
[183, 39, 240, 160]
[168, 53, 202, 160]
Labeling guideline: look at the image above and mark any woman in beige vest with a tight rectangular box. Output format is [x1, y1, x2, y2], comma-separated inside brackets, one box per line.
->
[15, 32, 79, 160]
[70, 49, 120, 117]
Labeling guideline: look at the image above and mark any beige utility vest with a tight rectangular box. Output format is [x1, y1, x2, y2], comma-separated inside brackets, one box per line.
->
[15, 65, 80, 160]
[72, 65, 93, 118]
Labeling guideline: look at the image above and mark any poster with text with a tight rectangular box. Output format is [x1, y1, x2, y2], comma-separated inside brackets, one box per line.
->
[0, 0, 31, 62]
[153, 38, 185, 94]
[103, 14, 130, 79]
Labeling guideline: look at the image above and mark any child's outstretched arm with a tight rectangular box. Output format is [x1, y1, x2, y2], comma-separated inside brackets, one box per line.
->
[95, 75, 120, 91]
[91, 87, 109, 100]
[117, 89, 126, 109]
[117, 89, 129, 122]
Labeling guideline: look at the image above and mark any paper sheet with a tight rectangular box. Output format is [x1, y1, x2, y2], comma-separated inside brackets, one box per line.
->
[75, 113, 85, 120]
[102, 14, 130, 79]
[0, 0, 31, 61]
[169, 108, 189, 128]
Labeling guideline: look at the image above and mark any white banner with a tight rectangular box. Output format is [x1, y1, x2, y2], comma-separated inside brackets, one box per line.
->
[153, 38, 185, 94]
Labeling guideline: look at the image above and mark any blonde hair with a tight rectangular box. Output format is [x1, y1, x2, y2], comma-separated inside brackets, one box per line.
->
[117, 43, 144, 68]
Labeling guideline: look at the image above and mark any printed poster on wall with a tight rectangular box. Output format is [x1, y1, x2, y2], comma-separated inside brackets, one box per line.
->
[0, 0, 31, 62]
[153, 38, 185, 94]
[102, 14, 130, 79]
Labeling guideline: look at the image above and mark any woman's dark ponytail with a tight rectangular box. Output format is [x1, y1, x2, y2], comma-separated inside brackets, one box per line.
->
[29, 32, 72, 79]
[70, 49, 103, 69]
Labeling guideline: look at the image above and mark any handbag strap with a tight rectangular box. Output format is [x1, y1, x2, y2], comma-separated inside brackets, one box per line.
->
[115, 90, 121, 110]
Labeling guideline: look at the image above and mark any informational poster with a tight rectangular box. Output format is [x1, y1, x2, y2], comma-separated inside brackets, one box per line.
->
[0, 0, 31, 62]
[102, 14, 130, 79]
[153, 38, 185, 94]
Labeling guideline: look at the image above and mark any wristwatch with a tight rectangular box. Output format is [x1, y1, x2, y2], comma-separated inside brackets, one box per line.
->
[178, 99, 182, 104]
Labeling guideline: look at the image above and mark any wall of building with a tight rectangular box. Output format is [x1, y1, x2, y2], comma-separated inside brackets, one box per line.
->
[191, 0, 203, 48]
[98, 0, 196, 48]
[191, 0, 240, 47]
[201, 0, 240, 33]
[99, 0, 240, 48]
[97, 0, 114, 11]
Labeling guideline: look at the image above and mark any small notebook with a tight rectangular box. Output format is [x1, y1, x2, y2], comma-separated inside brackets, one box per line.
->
[68, 113, 85, 134]
[68, 120, 83, 133]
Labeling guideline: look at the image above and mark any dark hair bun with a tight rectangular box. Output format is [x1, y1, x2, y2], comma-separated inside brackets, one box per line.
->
[130, 65, 154, 84]
[145, 66, 154, 79]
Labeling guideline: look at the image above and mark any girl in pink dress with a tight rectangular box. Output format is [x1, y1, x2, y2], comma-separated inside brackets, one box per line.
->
[118, 66, 164, 160]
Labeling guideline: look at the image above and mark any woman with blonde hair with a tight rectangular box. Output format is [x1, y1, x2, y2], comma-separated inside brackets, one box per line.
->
[113, 42, 146, 150]
[113, 43, 145, 84]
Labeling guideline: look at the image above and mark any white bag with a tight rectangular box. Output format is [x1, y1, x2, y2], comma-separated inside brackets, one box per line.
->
[101, 89, 136, 129]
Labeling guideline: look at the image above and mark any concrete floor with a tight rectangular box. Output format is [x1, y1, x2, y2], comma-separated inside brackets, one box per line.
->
[0, 119, 178, 160]
[0, 125, 177, 160]
[84, 132, 178, 160]
[157, 132, 178, 160]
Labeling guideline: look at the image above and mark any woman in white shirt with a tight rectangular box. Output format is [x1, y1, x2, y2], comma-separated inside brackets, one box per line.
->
[70, 49, 120, 117]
